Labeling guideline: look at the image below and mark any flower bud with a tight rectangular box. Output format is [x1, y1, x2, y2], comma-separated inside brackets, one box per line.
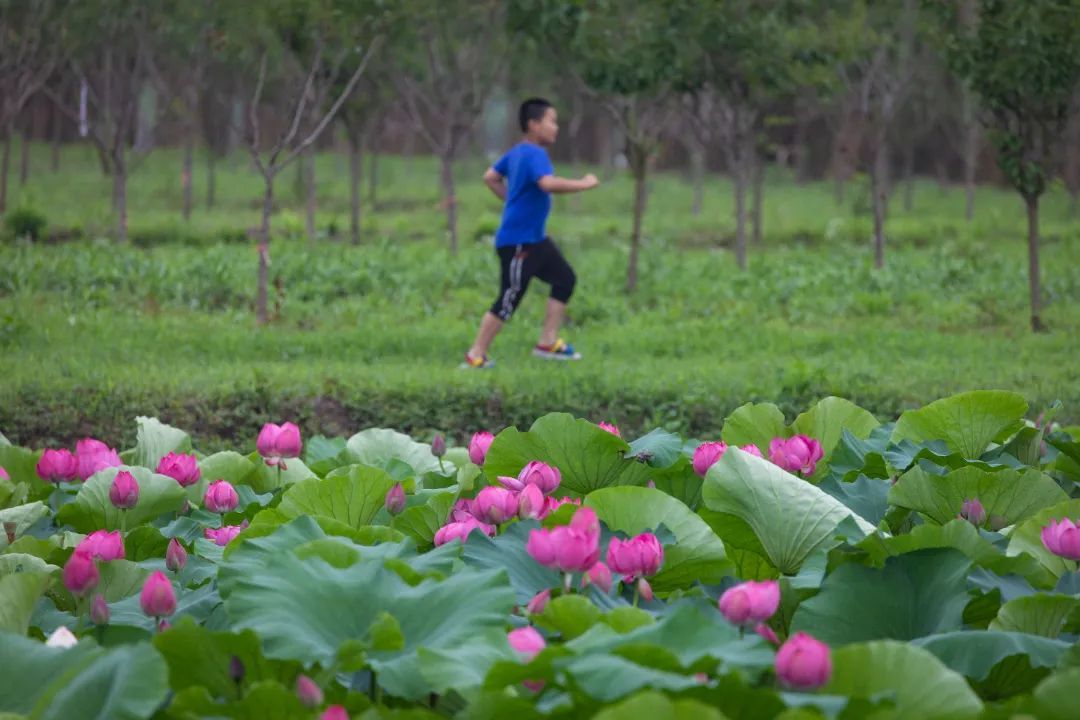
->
[385, 482, 407, 515]
[203, 480, 239, 514]
[296, 674, 324, 708]
[90, 593, 110, 625]
[109, 470, 140, 510]
[139, 570, 177, 618]
[165, 538, 188, 573]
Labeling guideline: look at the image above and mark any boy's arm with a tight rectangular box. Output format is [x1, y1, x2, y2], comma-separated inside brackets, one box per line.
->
[538, 173, 600, 194]
[483, 168, 507, 201]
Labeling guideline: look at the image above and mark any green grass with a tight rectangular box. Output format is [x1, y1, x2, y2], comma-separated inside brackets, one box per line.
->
[1, 141, 1079, 450]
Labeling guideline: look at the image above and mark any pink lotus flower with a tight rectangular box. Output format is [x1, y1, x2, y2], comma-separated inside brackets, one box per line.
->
[507, 626, 546, 660]
[959, 498, 986, 527]
[0, 465, 7, 481]
[204, 521, 249, 546]
[518, 484, 545, 520]
[584, 561, 613, 593]
[519, 461, 561, 495]
[257, 422, 302, 468]
[296, 674, 324, 708]
[90, 594, 110, 625]
[75, 438, 123, 481]
[541, 495, 581, 518]
[473, 486, 519, 524]
[450, 498, 476, 522]
[527, 589, 551, 614]
[525, 506, 601, 573]
[321, 707, 349, 720]
[109, 470, 139, 510]
[606, 533, 664, 580]
[598, 422, 621, 437]
[769, 436, 824, 477]
[166, 538, 188, 572]
[693, 441, 728, 477]
[36, 448, 79, 483]
[433, 517, 496, 546]
[156, 452, 201, 487]
[385, 482, 407, 515]
[78, 530, 125, 561]
[755, 622, 779, 644]
[63, 548, 99, 596]
[718, 580, 781, 626]
[1042, 518, 1080, 561]
[775, 632, 832, 690]
[468, 431, 494, 465]
[203, 480, 239, 514]
[431, 434, 447, 458]
[740, 444, 764, 458]
[140, 570, 176, 618]
[636, 577, 654, 602]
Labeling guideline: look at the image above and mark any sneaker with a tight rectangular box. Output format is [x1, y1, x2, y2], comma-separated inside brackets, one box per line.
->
[461, 352, 495, 369]
[533, 338, 582, 361]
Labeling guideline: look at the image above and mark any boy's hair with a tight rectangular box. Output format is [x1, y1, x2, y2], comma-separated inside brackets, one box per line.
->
[519, 97, 553, 133]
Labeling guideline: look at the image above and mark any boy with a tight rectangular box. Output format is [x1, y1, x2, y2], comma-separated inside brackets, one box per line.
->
[463, 97, 599, 369]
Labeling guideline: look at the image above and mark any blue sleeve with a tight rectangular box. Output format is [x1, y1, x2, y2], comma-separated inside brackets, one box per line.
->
[525, 147, 554, 183]
[492, 152, 510, 177]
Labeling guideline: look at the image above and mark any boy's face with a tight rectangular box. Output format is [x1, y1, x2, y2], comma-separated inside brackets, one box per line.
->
[530, 107, 559, 146]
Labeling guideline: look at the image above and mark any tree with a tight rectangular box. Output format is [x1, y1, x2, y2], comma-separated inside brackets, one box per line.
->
[0, 0, 66, 213]
[939, 0, 1080, 331]
[394, 0, 507, 255]
[515, 0, 694, 292]
[338, 65, 393, 245]
[219, 0, 385, 324]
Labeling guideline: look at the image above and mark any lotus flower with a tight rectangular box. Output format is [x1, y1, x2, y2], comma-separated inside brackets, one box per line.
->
[296, 675, 324, 708]
[775, 632, 832, 690]
[473, 486, 519, 524]
[525, 506, 601, 573]
[109, 470, 139, 510]
[518, 483, 545, 520]
[140, 570, 177, 618]
[75, 438, 122, 481]
[78, 530, 125, 561]
[507, 626, 546, 660]
[468, 431, 494, 465]
[584, 561, 613, 593]
[165, 539, 188, 573]
[257, 422, 302, 468]
[450, 498, 476, 522]
[90, 594, 110, 625]
[229, 656, 245, 683]
[518, 461, 561, 495]
[527, 589, 551, 614]
[431, 433, 447, 458]
[0, 466, 7, 481]
[156, 452, 201, 487]
[204, 521, 249, 547]
[63, 549, 99, 596]
[433, 517, 495, 546]
[36, 448, 79, 483]
[718, 580, 781, 626]
[321, 707, 349, 720]
[384, 482, 407, 515]
[693, 441, 728, 477]
[45, 626, 79, 648]
[636, 576, 654, 602]
[1042, 518, 1080, 561]
[959, 497, 986, 527]
[204, 480, 239, 514]
[769, 435, 824, 477]
[606, 533, 664, 580]
[598, 422, 621, 437]
[541, 495, 581, 518]
[740, 444, 764, 458]
[755, 622, 779, 644]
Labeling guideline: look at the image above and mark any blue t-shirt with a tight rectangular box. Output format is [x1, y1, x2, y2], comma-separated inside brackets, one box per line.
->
[492, 143, 554, 247]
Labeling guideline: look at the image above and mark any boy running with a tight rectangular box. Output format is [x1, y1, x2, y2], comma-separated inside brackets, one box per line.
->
[463, 97, 599, 368]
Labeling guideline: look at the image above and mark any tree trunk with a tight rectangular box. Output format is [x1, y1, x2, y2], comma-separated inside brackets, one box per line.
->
[627, 165, 647, 293]
[690, 144, 705, 217]
[794, 102, 811, 185]
[0, 124, 10, 213]
[206, 152, 216, 209]
[963, 122, 978, 222]
[1025, 195, 1045, 332]
[304, 144, 316, 244]
[51, 100, 62, 172]
[439, 153, 458, 254]
[19, 123, 30, 186]
[349, 131, 363, 245]
[733, 156, 748, 270]
[113, 152, 128, 243]
[871, 142, 889, 270]
[902, 143, 915, 212]
[181, 133, 194, 221]
[751, 151, 764, 247]
[293, 153, 305, 200]
[256, 176, 273, 325]
[834, 176, 845, 206]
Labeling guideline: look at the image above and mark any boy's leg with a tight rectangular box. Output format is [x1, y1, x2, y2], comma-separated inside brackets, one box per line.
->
[468, 312, 504, 360]
[467, 244, 534, 363]
[539, 298, 566, 348]
[533, 238, 580, 358]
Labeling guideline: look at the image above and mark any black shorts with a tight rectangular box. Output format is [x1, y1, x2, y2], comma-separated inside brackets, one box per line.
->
[490, 238, 576, 321]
